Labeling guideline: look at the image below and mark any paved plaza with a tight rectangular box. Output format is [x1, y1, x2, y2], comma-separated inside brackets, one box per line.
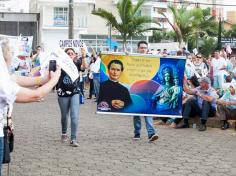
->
[2, 93, 236, 176]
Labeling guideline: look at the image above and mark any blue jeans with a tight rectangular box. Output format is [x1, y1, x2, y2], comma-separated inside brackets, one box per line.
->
[183, 97, 216, 120]
[133, 116, 156, 138]
[0, 137, 3, 176]
[58, 94, 80, 141]
[93, 73, 100, 101]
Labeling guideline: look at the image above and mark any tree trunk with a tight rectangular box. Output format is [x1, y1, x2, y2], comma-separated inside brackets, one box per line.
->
[122, 35, 127, 52]
[196, 33, 199, 51]
[68, 0, 74, 39]
[217, 17, 222, 50]
[177, 35, 184, 49]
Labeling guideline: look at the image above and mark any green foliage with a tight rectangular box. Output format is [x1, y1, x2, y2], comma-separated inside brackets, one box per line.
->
[160, 5, 203, 46]
[92, 0, 158, 50]
[150, 31, 177, 43]
[187, 8, 218, 51]
[162, 5, 218, 48]
[199, 37, 217, 57]
[200, 8, 218, 37]
[223, 24, 236, 37]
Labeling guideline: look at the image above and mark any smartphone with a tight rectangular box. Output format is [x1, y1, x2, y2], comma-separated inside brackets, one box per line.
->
[49, 60, 56, 72]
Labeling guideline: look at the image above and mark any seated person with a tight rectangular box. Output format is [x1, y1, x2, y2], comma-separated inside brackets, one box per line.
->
[170, 75, 199, 128]
[176, 77, 218, 131]
[216, 85, 236, 130]
[98, 60, 132, 111]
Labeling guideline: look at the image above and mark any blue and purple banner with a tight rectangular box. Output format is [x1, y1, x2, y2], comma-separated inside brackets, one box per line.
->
[97, 53, 186, 118]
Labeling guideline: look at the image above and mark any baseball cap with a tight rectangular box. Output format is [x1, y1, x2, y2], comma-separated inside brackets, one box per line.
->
[199, 77, 211, 84]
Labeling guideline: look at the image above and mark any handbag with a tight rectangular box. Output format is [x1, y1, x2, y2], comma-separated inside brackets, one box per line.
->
[2, 127, 11, 164]
[2, 108, 14, 164]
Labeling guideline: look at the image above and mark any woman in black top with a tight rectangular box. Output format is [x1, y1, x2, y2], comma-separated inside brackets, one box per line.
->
[57, 47, 86, 147]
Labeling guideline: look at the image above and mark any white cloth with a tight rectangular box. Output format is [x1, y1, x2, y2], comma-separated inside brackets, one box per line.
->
[211, 57, 227, 76]
[89, 62, 95, 79]
[0, 48, 20, 137]
[92, 57, 101, 73]
[193, 62, 208, 78]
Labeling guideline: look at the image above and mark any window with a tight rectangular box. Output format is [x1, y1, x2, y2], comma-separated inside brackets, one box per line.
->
[54, 7, 68, 26]
[78, 16, 87, 28]
[158, 8, 167, 13]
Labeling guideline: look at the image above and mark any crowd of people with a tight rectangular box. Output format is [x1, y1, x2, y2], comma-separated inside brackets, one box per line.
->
[153, 47, 236, 131]
[1, 35, 236, 175]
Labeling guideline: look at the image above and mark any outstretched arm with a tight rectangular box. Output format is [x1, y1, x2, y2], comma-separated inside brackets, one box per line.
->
[15, 69, 61, 103]
[11, 74, 49, 88]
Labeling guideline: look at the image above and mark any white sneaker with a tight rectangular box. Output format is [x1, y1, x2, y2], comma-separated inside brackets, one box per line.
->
[70, 140, 79, 147]
[61, 134, 68, 143]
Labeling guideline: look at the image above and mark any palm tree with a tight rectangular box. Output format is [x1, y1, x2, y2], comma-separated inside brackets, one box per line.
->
[160, 5, 203, 48]
[189, 8, 218, 50]
[92, 0, 158, 51]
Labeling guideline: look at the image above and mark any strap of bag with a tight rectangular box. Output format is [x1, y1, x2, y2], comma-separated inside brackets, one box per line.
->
[6, 104, 13, 132]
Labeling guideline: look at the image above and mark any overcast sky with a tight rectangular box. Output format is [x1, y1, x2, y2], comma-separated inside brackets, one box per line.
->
[2, 0, 236, 19]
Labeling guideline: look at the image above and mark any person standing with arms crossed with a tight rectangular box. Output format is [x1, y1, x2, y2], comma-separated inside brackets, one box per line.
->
[133, 41, 158, 142]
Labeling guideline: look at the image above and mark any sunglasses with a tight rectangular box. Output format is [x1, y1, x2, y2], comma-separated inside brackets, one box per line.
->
[67, 52, 74, 55]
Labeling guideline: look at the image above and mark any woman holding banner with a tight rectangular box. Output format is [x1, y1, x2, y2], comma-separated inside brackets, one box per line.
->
[0, 39, 61, 175]
[56, 47, 86, 147]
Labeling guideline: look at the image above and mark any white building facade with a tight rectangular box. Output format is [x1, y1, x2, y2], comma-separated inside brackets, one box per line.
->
[29, 0, 172, 52]
[0, 0, 29, 12]
[30, 0, 96, 51]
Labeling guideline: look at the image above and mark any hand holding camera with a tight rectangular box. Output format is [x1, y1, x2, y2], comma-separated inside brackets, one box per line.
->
[49, 60, 61, 82]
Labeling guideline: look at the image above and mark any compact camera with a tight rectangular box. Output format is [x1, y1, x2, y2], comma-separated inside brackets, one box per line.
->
[49, 60, 56, 72]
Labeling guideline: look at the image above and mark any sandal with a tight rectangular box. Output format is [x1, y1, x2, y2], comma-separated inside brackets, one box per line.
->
[170, 122, 177, 128]
[154, 120, 168, 125]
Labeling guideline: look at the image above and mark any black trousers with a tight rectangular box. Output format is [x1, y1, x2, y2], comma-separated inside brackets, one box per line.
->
[182, 97, 216, 120]
[89, 78, 94, 98]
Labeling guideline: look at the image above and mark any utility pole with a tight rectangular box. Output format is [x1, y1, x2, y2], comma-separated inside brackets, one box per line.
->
[217, 14, 222, 50]
[68, 0, 74, 39]
[109, 23, 112, 50]
[212, 0, 216, 18]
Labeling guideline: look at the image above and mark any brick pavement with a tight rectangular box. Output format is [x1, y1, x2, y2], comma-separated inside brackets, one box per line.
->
[2, 93, 236, 176]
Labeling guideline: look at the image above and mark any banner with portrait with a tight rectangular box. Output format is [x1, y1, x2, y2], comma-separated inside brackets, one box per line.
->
[97, 53, 186, 118]
[0, 34, 33, 75]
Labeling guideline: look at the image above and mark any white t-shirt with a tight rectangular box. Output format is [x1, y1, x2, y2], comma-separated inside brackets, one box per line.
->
[0, 74, 20, 137]
[211, 57, 227, 76]
[221, 91, 236, 109]
[92, 57, 101, 73]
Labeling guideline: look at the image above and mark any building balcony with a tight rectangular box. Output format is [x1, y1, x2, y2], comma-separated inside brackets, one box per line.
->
[153, 16, 168, 23]
[41, 25, 88, 34]
[42, 25, 87, 30]
[37, 0, 96, 6]
[151, 11, 167, 18]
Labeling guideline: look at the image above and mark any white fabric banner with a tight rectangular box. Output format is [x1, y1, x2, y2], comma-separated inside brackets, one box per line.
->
[40, 48, 79, 82]
[59, 39, 88, 54]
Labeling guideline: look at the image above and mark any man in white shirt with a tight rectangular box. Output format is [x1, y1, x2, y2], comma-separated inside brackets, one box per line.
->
[211, 50, 227, 89]
[92, 53, 101, 101]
